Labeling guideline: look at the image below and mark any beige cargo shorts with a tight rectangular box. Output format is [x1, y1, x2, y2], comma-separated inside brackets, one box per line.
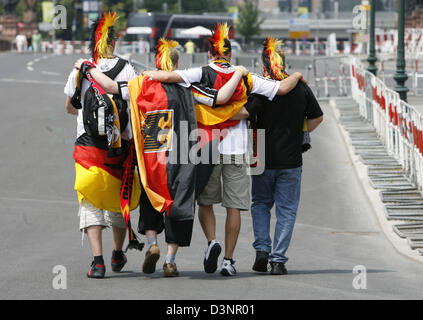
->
[78, 199, 126, 232]
[197, 154, 250, 211]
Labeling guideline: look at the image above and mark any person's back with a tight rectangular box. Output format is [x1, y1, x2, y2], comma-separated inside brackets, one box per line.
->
[63, 11, 140, 280]
[248, 37, 323, 276]
[252, 81, 321, 169]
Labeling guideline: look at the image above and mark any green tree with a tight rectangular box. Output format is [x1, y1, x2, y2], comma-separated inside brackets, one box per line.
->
[102, 0, 133, 33]
[237, 0, 264, 46]
[143, 0, 176, 13]
[205, 0, 226, 13]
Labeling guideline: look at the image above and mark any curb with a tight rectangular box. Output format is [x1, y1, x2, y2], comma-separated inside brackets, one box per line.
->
[329, 98, 423, 265]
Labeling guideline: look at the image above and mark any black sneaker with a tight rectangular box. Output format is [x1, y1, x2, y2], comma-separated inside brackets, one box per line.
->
[111, 252, 127, 273]
[270, 262, 288, 275]
[203, 240, 222, 274]
[87, 261, 106, 279]
[252, 251, 269, 272]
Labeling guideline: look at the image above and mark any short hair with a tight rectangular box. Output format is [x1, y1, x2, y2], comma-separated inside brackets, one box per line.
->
[169, 47, 179, 69]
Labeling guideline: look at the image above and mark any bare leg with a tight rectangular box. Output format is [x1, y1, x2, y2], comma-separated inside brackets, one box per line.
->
[163, 243, 180, 277]
[224, 208, 241, 259]
[146, 230, 158, 241]
[86, 226, 103, 257]
[112, 226, 126, 251]
[167, 243, 179, 256]
[198, 205, 216, 242]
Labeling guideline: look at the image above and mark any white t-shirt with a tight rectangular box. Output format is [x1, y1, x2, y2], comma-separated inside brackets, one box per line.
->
[15, 35, 27, 46]
[175, 64, 281, 155]
[64, 57, 137, 139]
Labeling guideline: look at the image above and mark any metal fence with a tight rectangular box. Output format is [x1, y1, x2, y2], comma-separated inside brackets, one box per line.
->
[350, 57, 423, 191]
[312, 56, 350, 98]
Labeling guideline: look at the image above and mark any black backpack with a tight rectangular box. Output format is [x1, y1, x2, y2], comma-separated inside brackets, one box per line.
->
[71, 58, 129, 142]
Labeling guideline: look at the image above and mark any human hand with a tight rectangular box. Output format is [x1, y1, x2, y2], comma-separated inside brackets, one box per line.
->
[295, 72, 307, 83]
[235, 65, 249, 76]
[142, 70, 157, 79]
[74, 59, 87, 70]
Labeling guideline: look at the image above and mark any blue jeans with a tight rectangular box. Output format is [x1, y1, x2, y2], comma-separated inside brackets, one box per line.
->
[251, 167, 302, 264]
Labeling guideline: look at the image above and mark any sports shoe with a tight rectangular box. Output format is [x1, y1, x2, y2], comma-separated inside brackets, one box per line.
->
[203, 240, 222, 274]
[111, 251, 127, 273]
[220, 258, 237, 276]
[163, 263, 179, 277]
[270, 262, 288, 275]
[142, 244, 160, 274]
[252, 251, 269, 272]
[87, 261, 106, 279]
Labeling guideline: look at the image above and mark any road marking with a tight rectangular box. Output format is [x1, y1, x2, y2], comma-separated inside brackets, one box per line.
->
[0, 196, 75, 205]
[0, 78, 64, 85]
[41, 71, 61, 76]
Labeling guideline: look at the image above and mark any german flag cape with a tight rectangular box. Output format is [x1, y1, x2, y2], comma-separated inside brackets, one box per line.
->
[128, 76, 198, 220]
[194, 60, 253, 126]
[73, 64, 142, 249]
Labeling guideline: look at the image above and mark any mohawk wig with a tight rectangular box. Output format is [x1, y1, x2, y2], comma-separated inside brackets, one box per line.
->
[209, 22, 232, 57]
[89, 12, 119, 63]
[155, 38, 179, 71]
[262, 37, 288, 81]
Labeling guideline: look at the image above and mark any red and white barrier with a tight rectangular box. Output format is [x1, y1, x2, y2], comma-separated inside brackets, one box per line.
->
[40, 41, 89, 55]
[350, 57, 423, 190]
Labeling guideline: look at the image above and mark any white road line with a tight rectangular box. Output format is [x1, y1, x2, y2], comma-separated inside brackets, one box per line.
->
[26, 59, 35, 71]
[0, 196, 75, 205]
[41, 71, 61, 76]
[0, 78, 64, 85]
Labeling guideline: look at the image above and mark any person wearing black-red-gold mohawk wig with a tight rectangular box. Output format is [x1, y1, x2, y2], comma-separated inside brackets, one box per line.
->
[239, 37, 323, 275]
[64, 11, 141, 279]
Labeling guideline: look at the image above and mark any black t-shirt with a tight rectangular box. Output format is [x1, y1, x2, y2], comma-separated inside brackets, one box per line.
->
[245, 82, 323, 169]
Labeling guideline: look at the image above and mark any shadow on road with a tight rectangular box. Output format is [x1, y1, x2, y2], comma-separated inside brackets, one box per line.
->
[288, 269, 393, 275]
[104, 268, 394, 281]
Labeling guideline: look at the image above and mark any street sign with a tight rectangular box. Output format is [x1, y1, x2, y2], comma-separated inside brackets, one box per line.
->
[82, 0, 100, 28]
[42, 1, 54, 23]
[289, 18, 310, 39]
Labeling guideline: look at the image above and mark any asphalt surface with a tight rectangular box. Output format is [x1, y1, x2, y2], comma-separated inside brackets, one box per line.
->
[1, 52, 423, 300]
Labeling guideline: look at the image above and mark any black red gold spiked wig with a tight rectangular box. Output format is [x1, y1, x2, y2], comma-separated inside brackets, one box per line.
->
[155, 38, 179, 71]
[208, 23, 232, 57]
[262, 37, 288, 81]
[89, 12, 119, 63]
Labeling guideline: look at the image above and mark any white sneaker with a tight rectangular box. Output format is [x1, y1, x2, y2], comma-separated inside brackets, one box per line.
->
[203, 240, 222, 274]
[220, 258, 237, 276]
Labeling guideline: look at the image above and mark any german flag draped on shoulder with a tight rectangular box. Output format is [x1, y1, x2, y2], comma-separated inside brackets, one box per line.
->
[128, 76, 198, 220]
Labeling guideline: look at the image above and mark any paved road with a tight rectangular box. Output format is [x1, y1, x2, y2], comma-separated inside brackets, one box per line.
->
[1, 53, 423, 300]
